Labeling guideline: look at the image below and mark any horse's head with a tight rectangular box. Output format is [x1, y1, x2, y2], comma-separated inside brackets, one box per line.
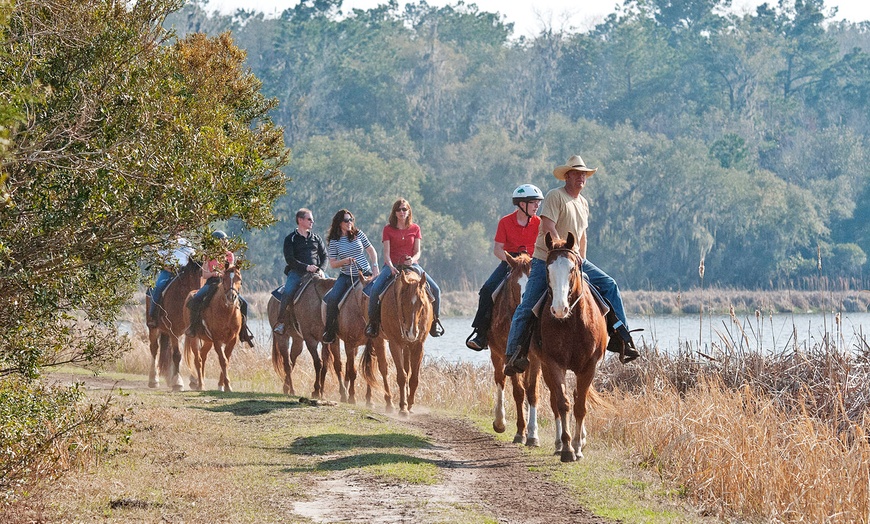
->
[545, 232, 585, 319]
[220, 265, 242, 305]
[394, 267, 432, 342]
[505, 251, 532, 307]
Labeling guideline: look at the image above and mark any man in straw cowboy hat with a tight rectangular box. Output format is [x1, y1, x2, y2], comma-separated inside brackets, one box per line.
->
[503, 154, 640, 376]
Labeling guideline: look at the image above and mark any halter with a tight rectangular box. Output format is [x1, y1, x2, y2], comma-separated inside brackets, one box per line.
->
[547, 248, 585, 314]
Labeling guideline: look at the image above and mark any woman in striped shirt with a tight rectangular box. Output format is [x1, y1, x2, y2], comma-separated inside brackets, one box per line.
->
[322, 209, 379, 344]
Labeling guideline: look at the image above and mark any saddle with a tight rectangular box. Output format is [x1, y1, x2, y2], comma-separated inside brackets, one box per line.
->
[364, 267, 434, 303]
[271, 274, 317, 305]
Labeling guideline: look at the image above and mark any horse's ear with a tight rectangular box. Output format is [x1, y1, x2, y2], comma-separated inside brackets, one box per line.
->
[224, 260, 230, 270]
[505, 251, 516, 267]
[565, 232, 575, 250]
[545, 232, 554, 250]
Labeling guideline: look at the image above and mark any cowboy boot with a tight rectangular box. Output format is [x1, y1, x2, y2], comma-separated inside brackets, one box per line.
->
[608, 323, 641, 363]
[185, 298, 201, 338]
[322, 315, 338, 344]
[429, 317, 444, 337]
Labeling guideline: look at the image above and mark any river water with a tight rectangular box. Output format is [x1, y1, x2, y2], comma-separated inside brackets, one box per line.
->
[247, 311, 870, 366]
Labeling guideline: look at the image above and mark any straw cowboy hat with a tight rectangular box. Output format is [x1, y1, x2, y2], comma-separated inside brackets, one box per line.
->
[553, 155, 598, 180]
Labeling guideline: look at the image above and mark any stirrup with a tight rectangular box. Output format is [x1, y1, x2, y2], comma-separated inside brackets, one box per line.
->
[465, 331, 488, 351]
[503, 350, 529, 376]
[429, 318, 444, 337]
[273, 323, 286, 335]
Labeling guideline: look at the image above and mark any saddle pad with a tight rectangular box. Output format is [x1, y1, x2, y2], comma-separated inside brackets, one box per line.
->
[367, 271, 434, 303]
[489, 273, 510, 302]
[338, 279, 367, 310]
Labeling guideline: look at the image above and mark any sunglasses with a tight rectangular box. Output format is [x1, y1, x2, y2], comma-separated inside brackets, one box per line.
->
[304, 217, 314, 222]
[397, 207, 409, 212]
[342, 217, 354, 223]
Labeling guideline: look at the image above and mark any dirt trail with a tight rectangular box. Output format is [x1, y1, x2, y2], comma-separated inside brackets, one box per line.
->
[54, 373, 610, 523]
[294, 411, 610, 524]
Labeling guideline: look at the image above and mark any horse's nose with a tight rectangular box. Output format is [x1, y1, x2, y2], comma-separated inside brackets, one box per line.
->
[551, 305, 569, 318]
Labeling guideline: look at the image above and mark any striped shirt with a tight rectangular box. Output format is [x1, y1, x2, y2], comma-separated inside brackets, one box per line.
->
[328, 231, 372, 277]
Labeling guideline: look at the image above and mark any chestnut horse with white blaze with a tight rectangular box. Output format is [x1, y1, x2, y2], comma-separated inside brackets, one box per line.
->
[540, 232, 608, 462]
[145, 260, 201, 391]
[267, 273, 336, 399]
[184, 265, 243, 392]
[488, 252, 542, 446]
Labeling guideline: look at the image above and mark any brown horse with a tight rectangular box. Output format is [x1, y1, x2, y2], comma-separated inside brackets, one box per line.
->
[267, 273, 336, 399]
[540, 232, 608, 462]
[327, 274, 390, 405]
[488, 252, 542, 446]
[371, 266, 433, 416]
[184, 265, 243, 392]
[145, 260, 201, 391]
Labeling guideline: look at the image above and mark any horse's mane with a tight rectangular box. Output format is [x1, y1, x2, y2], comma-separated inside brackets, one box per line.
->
[179, 259, 202, 276]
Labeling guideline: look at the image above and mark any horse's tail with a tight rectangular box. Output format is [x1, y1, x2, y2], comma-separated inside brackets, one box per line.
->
[585, 386, 613, 412]
[157, 332, 172, 378]
[271, 334, 286, 380]
[183, 335, 199, 373]
[360, 338, 379, 388]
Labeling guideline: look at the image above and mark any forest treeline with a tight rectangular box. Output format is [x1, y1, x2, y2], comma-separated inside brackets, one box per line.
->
[169, 0, 870, 292]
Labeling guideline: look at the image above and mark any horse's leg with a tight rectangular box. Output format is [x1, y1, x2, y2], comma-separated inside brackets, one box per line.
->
[389, 342, 408, 415]
[509, 374, 527, 444]
[148, 329, 160, 388]
[326, 342, 347, 402]
[542, 359, 569, 457]
[344, 346, 357, 405]
[406, 343, 424, 415]
[285, 334, 304, 395]
[196, 339, 213, 391]
[490, 349, 507, 434]
[572, 367, 596, 458]
[308, 340, 323, 399]
[524, 358, 542, 447]
[220, 339, 236, 393]
[170, 336, 185, 392]
[375, 337, 393, 413]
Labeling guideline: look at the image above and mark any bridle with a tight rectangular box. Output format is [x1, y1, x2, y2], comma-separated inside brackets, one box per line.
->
[547, 248, 585, 314]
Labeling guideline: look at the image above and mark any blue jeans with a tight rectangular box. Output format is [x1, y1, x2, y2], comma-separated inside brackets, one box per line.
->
[504, 258, 629, 357]
[367, 264, 441, 321]
[471, 261, 511, 332]
[281, 271, 305, 303]
[149, 269, 174, 318]
[323, 273, 355, 331]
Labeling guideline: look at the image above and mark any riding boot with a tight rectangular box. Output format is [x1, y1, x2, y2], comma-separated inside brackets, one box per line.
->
[607, 323, 641, 363]
[185, 297, 201, 338]
[146, 310, 158, 329]
[504, 324, 534, 376]
[465, 327, 488, 351]
[365, 306, 380, 338]
[239, 322, 255, 348]
[322, 315, 339, 344]
[273, 293, 291, 335]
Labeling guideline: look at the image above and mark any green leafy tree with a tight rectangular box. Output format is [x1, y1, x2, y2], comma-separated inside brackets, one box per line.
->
[0, 0, 287, 378]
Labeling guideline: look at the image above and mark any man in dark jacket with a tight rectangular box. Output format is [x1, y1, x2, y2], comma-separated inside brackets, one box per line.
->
[273, 208, 328, 335]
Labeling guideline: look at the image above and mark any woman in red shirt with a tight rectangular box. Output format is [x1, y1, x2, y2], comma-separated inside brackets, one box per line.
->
[365, 198, 443, 338]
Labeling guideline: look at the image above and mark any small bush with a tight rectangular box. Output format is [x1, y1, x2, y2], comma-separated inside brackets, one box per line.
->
[0, 378, 112, 505]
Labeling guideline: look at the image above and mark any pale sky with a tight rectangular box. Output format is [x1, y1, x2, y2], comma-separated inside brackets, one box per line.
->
[197, 0, 870, 38]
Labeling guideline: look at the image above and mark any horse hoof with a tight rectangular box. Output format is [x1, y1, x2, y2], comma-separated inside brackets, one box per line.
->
[148, 381, 159, 389]
[171, 385, 184, 393]
[560, 450, 578, 462]
[525, 438, 539, 448]
[399, 410, 409, 418]
[512, 434, 525, 444]
[385, 405, 394, 414]
[493, 421, 506, 434]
